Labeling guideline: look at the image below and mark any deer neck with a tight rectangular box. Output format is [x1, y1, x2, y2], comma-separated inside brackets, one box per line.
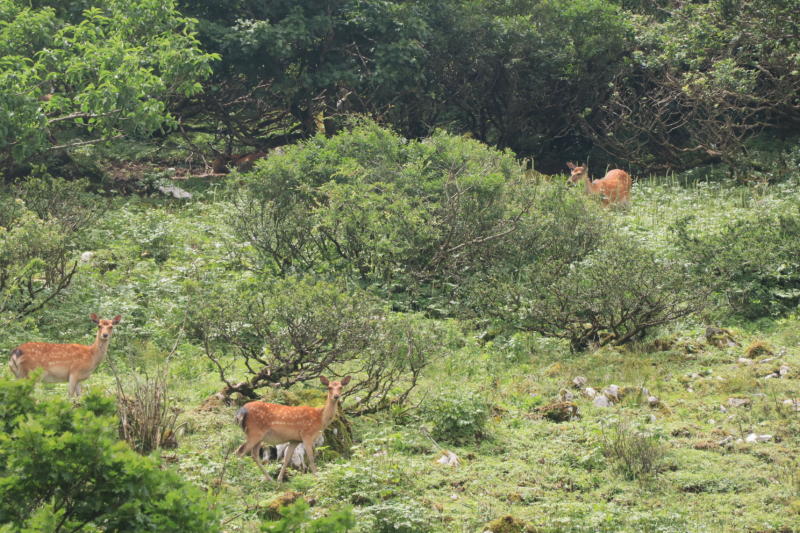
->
[581, 174, 596, 195]
[89, 332, 111, 369]
[320, 395, 340, 429]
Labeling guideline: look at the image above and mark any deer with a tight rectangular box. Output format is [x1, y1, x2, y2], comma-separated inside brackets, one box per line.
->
[235, 375, 351, 482]
[566, 162, 632, 206]
[8, 314, 122, 398]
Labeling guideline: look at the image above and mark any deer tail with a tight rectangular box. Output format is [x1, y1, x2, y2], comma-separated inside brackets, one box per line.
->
[9, 348, 23, 376]
[234, 406, 248, 431]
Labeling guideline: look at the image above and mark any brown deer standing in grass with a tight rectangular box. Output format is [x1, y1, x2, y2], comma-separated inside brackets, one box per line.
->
[566, 162, 632, 206]
[8, 314, 121, 398]
[235, 375, 351, 482]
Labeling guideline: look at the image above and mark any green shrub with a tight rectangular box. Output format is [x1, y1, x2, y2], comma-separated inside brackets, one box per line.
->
[672, 209, 800, 318]
[359, 499, 432, 533]
[261, 499, 355, 533]
[422, 389, 489, 444]
[233, 120, 534, 312]
[479, 232, 707, 351]
[0, 376, 218, 532]
[601, 420, 666, 480]
[185, 274, 447, 412]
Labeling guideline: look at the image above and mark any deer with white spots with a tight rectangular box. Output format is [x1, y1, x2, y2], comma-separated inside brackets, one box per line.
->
[235, 375, 351, 482]
[8, 314, 122, 398]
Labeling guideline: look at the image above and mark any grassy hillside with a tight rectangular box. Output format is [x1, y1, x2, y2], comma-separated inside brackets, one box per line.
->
[2, 142, 800, 532]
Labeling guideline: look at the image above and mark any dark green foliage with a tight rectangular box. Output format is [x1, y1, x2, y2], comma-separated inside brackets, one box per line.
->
[672, 209, 800, 318]
[422, 389, 489, 444]
[261, 499, 355, 533]
[0, 376, 218, 532]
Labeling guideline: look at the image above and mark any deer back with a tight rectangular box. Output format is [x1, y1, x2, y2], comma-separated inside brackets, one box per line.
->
[240, 401, 325, 443]
[593, 169, 631, 205]
[10, 342, 94, 381]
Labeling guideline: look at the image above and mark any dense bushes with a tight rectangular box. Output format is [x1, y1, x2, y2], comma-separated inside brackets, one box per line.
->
[0, 177, 99, 318]
[0, 376, 218, 531]
[186, 274, 449, 409]
[672, 208, 800, 318]
[234, 121, 534, 312]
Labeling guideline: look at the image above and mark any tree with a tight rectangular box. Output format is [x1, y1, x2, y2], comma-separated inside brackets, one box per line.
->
[0, 0, 217, 175]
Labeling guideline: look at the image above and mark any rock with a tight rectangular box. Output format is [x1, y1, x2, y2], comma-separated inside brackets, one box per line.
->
[718, 436, 734, 446]
[688, 373, 701, 379]
[572, 376, 588, 388]
[705, 327, 739, 347]
[647, 395, 660, 407]
[483, 515, 536, 533]
[759, 357, 776, 364]
[263, 491, 303, 520]
[745, 433, 772, 443]
[641, 387, 650, 397]
[737, 357, 753, 365]
[79, 251, 95, 263]
[536, 401, 579, 422]
[274, 435, 324, 471]
[779, 365, 790, 377]
[782, 399, 800, 411]
[559, 388, 575, 402]
[603, 385, 620, 402]
[584, 387, 598, 399]
[593, 395, 612, 408]
[158, 184, 192, 199]
[764, 373, 780, 380]
[437, 451, 460, 467]
[726, 398, 751, 408]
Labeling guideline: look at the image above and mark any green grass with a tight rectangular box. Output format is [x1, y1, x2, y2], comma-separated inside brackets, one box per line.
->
[5, 173, 800, 532]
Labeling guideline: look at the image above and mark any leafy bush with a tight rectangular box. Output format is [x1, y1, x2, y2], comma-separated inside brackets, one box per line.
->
[477, 229, 707, 351]
[359, 499, 432, 533]
[672, 209, 800, 318]
[186, 274, 448, 412]
[0, 376, 218, 531]
[261, 499, 355, 533]
[233, 120, 534, 312]
[422, 389, 489, 444]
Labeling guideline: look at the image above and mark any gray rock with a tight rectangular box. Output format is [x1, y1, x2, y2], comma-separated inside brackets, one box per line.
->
[593, 395, 612, 408]
[726, 398, 751, 408]
[584, 387, 598, 399]
[158, 185, 192, 199]
[572, 376, 588, 388]
[647, 395, 660, 407]
[603, 385, 620, 402]
[744, 433, 772, 443]
[779, 365, 790, 376]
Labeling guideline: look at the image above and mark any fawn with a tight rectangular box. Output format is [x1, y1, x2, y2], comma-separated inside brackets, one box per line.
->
[566, 162, 631, 205]
[9, 314, 121, 397]
[235, 375, 351, 482]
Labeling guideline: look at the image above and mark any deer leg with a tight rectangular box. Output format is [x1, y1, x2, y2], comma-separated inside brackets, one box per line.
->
[68, 374, 80, 398]
[303, 436, 318, 475]
[250, 444, 273, 481]
[277, 442, 299, 482]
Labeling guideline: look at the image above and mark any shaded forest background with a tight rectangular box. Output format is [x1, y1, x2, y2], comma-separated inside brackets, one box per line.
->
[2, 0, 799, 179]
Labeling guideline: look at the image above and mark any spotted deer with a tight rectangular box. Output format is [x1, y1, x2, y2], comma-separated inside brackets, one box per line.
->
[566, 162, 632, 206]
[8, 314, 122, 398]
[235, 375, 351, 482]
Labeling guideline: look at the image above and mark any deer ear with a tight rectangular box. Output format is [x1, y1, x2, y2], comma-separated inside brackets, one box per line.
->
[112, 315, 122, 325]
[566, 162, 575, 170]
[341, 375, 351, 386]
[90, 313, 99, 324]
[320, 376, 330, 386]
